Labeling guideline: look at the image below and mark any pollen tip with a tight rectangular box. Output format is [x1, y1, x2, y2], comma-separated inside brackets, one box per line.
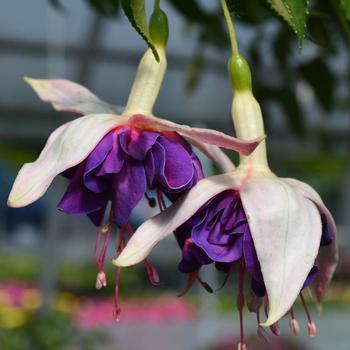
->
[308, 322, 317, 337]
[289, 319, 300, 336]
[237, 343, 247, 350]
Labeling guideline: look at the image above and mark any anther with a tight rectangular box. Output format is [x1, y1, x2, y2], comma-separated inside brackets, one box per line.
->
[289, 308, 300, 336]
[95, 271, 107, 290]
[270, 322, 281, 336]
[237, 343, 247, 350]
[145, 193, 156, 208]
[144, 259, 160, 285]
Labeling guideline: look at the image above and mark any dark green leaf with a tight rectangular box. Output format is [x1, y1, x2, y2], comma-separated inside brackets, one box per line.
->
[168, 0, 206, 23]
[266, 0, 308, 44]
[340, 0, 350, 21]
[121, 0, 159, 61]
[227, 0, 270, 23]
[300, 58, 334, 111]
[306, 15, 333, 49]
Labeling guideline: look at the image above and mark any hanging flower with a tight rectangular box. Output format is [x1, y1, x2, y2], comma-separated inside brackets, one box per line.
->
[113, 56, 337, 341]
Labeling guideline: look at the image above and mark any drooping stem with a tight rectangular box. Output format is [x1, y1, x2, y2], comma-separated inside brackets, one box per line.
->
[220, 0, 239, 57]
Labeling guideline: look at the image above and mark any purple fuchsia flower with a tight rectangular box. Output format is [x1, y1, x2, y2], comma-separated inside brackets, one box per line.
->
[7, 45, 262, 319]
[113, 56, 338, 346]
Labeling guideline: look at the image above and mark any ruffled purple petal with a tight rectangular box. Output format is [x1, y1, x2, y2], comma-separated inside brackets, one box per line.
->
[119, 128, 159, 160]
[111, 158, 147, 227]
[59, 126, 203, 227]
[58, 162, 108, 214]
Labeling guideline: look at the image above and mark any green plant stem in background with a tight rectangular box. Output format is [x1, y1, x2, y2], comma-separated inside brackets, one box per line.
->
[154, 0, 160, 10]
[220, 0, 239, 57]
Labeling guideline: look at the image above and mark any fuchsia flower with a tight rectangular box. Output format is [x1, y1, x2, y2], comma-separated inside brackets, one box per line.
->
[114, 57, 338, 345]
[7, 46, 262, 319]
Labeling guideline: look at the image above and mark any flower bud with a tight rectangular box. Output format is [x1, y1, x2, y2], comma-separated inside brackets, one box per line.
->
[228, 55, 252, 91]
[149, 8, 169, 48]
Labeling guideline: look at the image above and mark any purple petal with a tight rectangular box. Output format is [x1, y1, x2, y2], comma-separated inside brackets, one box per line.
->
[111, 158, 147, 227]
[84, 132, 113, 193]
[119, 128, 159, 160]
[58, 163, 108, 215]
[96, 131, 125, 176]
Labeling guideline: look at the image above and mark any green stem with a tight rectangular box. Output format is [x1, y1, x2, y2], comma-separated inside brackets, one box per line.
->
[154, 0, 160, 10]
[220, 0, 239, 56]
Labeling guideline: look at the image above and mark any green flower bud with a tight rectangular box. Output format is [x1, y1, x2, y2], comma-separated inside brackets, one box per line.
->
[228, 55, 252, 91]
[149, 8, 169, 48]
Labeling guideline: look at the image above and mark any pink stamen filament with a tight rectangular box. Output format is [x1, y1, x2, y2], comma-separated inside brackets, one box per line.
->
[124, 222, 160, 285]
[93, 211, 113, 290]
[113, 230, 125, 321]
[289, 308, 300, 336]
[236, 260, 245, 349]
[300, 292, 317, 337]
[156, 188, 166, 212]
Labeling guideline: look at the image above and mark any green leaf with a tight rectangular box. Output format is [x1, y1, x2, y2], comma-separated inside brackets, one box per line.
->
[266, 0, 308, 44]
[340, 0, 350, 21]
[121, 0, 159, 61]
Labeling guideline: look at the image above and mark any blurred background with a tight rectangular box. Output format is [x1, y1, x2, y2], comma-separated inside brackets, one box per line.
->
[0, 0, 349, 349]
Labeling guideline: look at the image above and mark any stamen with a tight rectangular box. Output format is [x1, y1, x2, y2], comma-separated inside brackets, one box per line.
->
[270, 322, 281, 336]
[196, 274, 213, 293]
[95, 271, 107, 290]
[113, 229, 125, 322]
[289, 308, 300, 336]
[144, 259, 160, 285]
[247, 289, 262, 312]
[300, 292, 317, 337]
[178, 271, 198, 297]
[216, 265, 233, 292]
[236, 260, 246, 350]
[263, 295, 280, 336]
[156, 188, 167, 212]
[93, 212, 113, 289]
[145, 193, 156, 208]
[125, 222, 161, 286]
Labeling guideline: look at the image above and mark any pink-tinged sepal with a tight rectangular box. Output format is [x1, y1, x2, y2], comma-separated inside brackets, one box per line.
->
[113, 173, 245, 267]
[240, 178, 322, 326]
[7, 114, 126, 207]
[282, 178, 338, 303]
[128, 114, 264, 156]
[24, 77, 123, 115]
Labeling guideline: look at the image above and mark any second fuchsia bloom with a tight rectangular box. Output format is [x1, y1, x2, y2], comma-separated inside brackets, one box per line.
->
[114, 56, 338, 343]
